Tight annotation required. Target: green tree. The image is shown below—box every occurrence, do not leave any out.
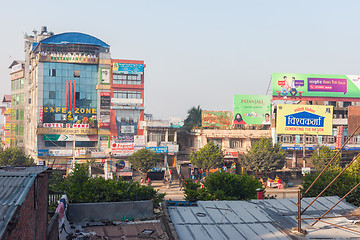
[183,106,202,131]
[128,148,157,174]
[183,171,263,201]
[62,164,165,208]
[190,141,223,173]
[301,159,360,206]
[0,147,34,166]
[239,138,286,173]
[310,146,340,171]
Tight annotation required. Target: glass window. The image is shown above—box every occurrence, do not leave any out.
[45,141,66,147]
[230,139,242,148]
[74,70,80,78]
[49,91,56,99]
[50,69,56,76]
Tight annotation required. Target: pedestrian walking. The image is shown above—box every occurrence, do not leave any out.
[147,178,151,186]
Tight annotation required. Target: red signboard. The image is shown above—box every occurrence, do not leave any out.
[100,92,111,97]
[336,126,343,149]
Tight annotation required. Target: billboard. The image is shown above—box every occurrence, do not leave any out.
[233,95,271,125]
[276,104,333,135]
[272,73,360,101]
[112,63,143,75]
[201,111,233,128]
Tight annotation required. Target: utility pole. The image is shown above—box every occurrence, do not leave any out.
[303,133,306,168]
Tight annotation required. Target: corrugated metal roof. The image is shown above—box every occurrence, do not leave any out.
[168,197,360,240]
[0,167,48,239]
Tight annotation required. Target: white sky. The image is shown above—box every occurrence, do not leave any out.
[1,0,360,119]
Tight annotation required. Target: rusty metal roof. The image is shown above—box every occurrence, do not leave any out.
[0,167,48,239]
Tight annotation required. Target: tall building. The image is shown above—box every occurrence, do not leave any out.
[8,61,25,148]
[16,27,145,175]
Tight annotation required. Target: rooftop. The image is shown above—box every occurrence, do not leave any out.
[38,32,109,48]
[0,166,49,239]
[167,196,360,239]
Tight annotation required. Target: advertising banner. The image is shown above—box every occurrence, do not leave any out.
[111,142,134,157]
[146,146,168,153]
[113,63,143,75]
[336,126,343,149]
[201,111,233,128]
[272,73,360,101]
[276,104,333,135]
[233,95,271,125]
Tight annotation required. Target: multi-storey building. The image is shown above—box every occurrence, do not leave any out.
[13,27,147,175]
[23,28,111,169]
[1,95,11,148]
[8,61,25,148]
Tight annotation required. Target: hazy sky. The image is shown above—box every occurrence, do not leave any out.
[1,0,360,120]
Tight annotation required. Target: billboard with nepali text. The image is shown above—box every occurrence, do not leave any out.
[272,73,360,101]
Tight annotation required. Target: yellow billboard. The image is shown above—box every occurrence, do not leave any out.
[276,104,333,135]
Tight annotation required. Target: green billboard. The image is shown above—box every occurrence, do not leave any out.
[233,95,271,125]
[272,73,360,101]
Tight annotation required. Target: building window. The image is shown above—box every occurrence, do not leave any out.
[45,141,66,147]
[74,70,80,78]
[230,139,242,148]
[113,73,141,85]
[49,69,56,77]
[49,91,56,99]
[113,90,141,99]
[75,92,80,100]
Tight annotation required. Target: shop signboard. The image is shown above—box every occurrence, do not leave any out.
[273,73,360,101]
[113,63,144,75]
[111,142,134,157]
[91,152,108,158]
[99,136,109,151]
[121,126,135,134]
[146,146,168,153]
[201,111,233,128]
[38,128,97,135]
[336,126,343,149]
[100,92,111,109]
[160,143,179,153]
[276,104,333,135]
[38,149,50,157]
[134,135,145,147]
[43,123,63,128]
[39,52,99,64]
[233,95,271,125]
[49,149,73,157]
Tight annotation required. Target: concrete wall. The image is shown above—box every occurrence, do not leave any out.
[67,200,154,223]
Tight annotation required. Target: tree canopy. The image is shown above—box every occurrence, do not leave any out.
[183,105,202,131]
[302,159,360,206]
[183,171,263,201]
[310,146,340,171]
[0,147,34,166]
[239,138,286,173]
[128,148,157,173]
[189,141,223,171]
[55,164,165,208]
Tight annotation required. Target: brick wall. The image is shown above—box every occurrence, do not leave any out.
[6,173,49,240]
